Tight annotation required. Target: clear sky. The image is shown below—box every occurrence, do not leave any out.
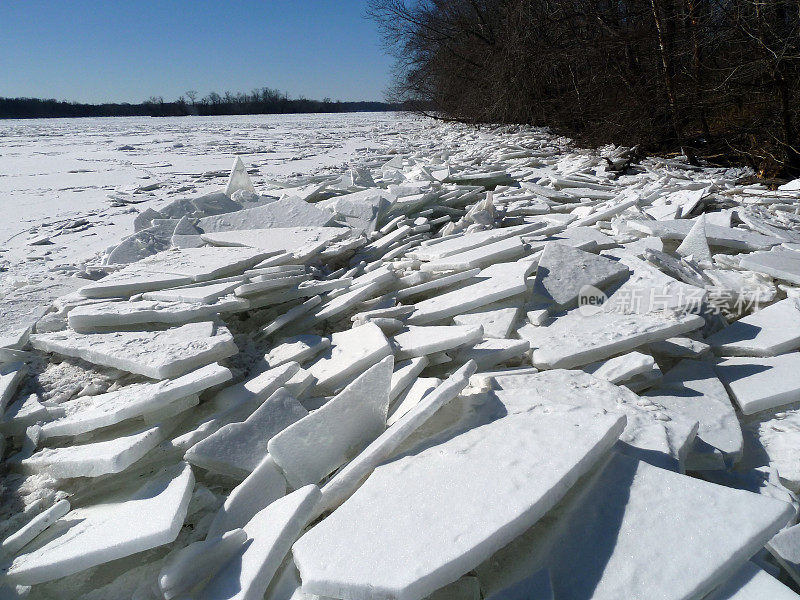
[0,0,394,103]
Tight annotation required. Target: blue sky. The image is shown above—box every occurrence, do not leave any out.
[0,0,394,103]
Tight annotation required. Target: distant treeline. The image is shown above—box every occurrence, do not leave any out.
[369,0,800,176]
[0,88,403,119]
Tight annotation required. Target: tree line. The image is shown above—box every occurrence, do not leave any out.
[368,0,800,175]
[0,88,403,119]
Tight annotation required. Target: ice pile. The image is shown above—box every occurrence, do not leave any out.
[3,124,800,599]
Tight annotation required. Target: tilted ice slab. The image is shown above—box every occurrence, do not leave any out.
[185,387,308,479]
[143,279,244,304]
[0,362,28,416]
[392,325,483,359]
[201,227,348,261]
[199,485,321,600]
[705,561,800,600]
[519,309,704,369]
[3,463,194,585]
[79,246,271,298]
[269,357,392,488]
[644,359,742,464]
[627,219,782,250]
[419,236,526,272]
[407,260,534,325]
[67,296,247,332]
[454,339,530,370]
[38,363,231,439]
[475,452,793,600]
[716,353,800,415]
[306,322,392,395]
[409,223,544,261]
[453,305,521,339]
[30,321,238,380]
[529,242,628,309]
[197,197,333,232]
[581,351,655,385]
[292,406,626,600]
[492,369,698,471]
[708,298,800,356]
[741,248,800,285]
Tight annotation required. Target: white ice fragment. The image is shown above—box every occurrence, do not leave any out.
[581,351,655,385]
[628,219,781,251]
[676,214,712,263]
[708,298,800,356]
[476,452,793,600]
[705,561,800,600]
[293,407,626,600]
[206,455,288,540]
[453,305,520,339]
[226,157,256,198]
[143,279,244,304]
[716,353,800,414]
[454,339,530,370]
[0,362,27,416]
[199,199,333,233]
[199,485,321,600]
[186,388,307,479]
[202,227,347,262]
[1,500,70,557]
[3,463,194,585]
[306,323,392,395]
[263,335,330,368]
[159,529,248,599]
[30,321,237,380]
[387,377,440,426]
[392,325,483,359]
[269,357,392,487]
[389,356,429,402]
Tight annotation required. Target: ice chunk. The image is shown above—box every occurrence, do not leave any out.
[387,377,440,426]
[676,214,712,263]
[581,351,655,385]
[159,529,248,599]
[199,485,321,600]
[392,325,483,359]
[644,359,742,464]
[1,500,70,557]
[705,561,800,600]
[716,353,800,414]
[708,298,800,356]
[389,356,429,402]
[3,463,194,585]
[262,335,330,368]
[226,157,256,197]
[30,321,238,379]
[475,452,793,600]
[186,388,308,479]
[39,363,231,439]
[530,242,629,309]
[202,227,347,261]
[198,198,333,232]
[453,305,520,339]
[143,279,244,304]
[316,361,478,516]
[628,219,781,250]
[269,357,392,487]
[0,362,27,416]
[420,237,526,272]
[454,339,530,370]
[519,310,704,369]
[292,407,626,600]
[740,249,800,285]
[306,323,392,395]
[206,455,287,540]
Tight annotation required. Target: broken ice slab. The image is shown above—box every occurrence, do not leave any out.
[644,359,742,465]
[454,339,530,370]
[529,242,629,309]
[387,377,440,427]
[389,356,429,402]
[648,336,710,358]
[293,406,626,600]
[225,157,256,197]
[392,325,483,359]
[260,335,330,369]
[269,357,392,488]
[306,322,392,395]
[0,362,27,416]
[67,297,248,332]
[715,353,800,414]
[38,363,231,440]
[197,197,334,232]
[199,485,321,600]
[315,361,477,517]
[409,223,545,262]
[201,227,349,262]
[708,298,800,356]
[206,455,287,540]
[492,369,697,471]
[476,452,793,600]
[185,387,308,479]
[1,499,71,558]
[142,278,245,304]
[79,247,272,298]
[30,321,238,380]
[627,219,782,251]
[453,304,521,339]
[407,260,535,325]
[419,236,526,272]
[519,309,704,369]
[580,351,655,385]
[3,463,194,585]
[20,422,171,479]
[705,561,800,600]
[675,213,712,263]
